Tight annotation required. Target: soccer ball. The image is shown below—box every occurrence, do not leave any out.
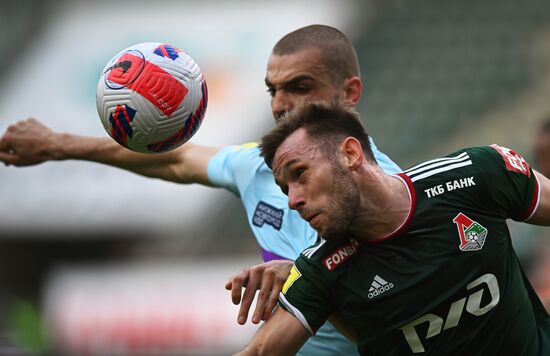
[96,42,207,153]
[466,231,479,243]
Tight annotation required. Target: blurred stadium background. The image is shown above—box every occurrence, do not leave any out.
[0,0,549,354]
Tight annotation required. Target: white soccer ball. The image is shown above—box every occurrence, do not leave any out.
[96,42,207,153]
[466,231,479,243]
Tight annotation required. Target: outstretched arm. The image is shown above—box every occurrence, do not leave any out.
[0,118,221,185]
[234,307,309,356]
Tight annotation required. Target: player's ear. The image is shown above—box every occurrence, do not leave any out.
[342,76,362,107]
[341,137,363,170]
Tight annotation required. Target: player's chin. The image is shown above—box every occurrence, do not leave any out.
[308,222,327,239]
[317,228,338,242]
[308,223,322,235]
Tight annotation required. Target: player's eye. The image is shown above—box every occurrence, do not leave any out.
[296,167,307,181]
[266,87,276,97]
[291,85,311,94]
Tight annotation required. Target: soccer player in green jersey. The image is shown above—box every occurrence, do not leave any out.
[236,103,550,355]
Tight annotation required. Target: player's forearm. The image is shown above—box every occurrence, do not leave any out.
[1,118,218,184]
[56,133,213,184]
[235,308,308,356]
[236,335,304,356]
[235,341,295,356]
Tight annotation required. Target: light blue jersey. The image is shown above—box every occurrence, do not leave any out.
[208,138,400,355]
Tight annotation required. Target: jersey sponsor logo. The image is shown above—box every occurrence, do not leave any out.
[453,213,488,251]
[252,201,283,230]
[282,265,302,294]
[424,176,476,198]
[490,144,530,177]
[323,240,358,271]
[399,273,500,353]
[368,275,394,299]
[405,152,472,182]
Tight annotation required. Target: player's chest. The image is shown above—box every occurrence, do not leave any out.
[330,208,510,326]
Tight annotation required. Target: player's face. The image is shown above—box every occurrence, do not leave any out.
[266,48,343,121]
[272,129,360,241]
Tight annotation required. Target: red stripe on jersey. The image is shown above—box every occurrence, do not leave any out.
[370,173,417,244]
[522,171,540,221]
[107,53,188,117]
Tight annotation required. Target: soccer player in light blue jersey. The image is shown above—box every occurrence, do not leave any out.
[0,25,400,355]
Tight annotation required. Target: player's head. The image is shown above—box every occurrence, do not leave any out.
[534,117,550,177]
[266,24,362,120]
[260,102,374,241]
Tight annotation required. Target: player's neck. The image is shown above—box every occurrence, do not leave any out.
[351,171,410,243]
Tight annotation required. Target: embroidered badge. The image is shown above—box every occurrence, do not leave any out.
[252,201,283,230]
[453,213,488,251]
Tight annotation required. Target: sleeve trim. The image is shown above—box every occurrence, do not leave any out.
[278,293,314,336]
[523,171,541,222]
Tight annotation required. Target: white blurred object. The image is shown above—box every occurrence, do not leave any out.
[43,258,261,355]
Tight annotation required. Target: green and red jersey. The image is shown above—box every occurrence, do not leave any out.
[279,145,550,355]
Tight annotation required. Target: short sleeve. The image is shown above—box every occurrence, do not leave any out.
[206,142,262,197]
[278,258,333,335]
[481,145,540,221]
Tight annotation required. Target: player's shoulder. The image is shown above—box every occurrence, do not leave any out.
[213,141,263,167]
[208,141,267,193]
[442,145,527,169]
[299,238,359,272]
[460,144,532,179]
[403,145,528,184]
[229,142,261,156]
[402,147,475,184]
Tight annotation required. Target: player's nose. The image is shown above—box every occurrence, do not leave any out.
[287,186,305,211]
[271,92,293,120]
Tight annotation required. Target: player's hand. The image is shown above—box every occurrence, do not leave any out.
[225,260,293,325]
[0,118,60,166]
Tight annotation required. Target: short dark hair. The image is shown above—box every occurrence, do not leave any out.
[272,24,360,84]
[260,102,374,169]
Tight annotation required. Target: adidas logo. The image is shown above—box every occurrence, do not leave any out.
[368,275,394,299]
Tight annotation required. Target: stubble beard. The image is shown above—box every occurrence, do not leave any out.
[320,163,360,242]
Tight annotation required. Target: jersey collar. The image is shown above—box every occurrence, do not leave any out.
[368,172,416,244]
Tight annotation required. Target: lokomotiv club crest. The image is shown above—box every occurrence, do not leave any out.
[453,213,488,251]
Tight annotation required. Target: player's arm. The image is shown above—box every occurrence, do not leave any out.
[0,118,220,185]
[234,307,310,356]
[525,170,550,225]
